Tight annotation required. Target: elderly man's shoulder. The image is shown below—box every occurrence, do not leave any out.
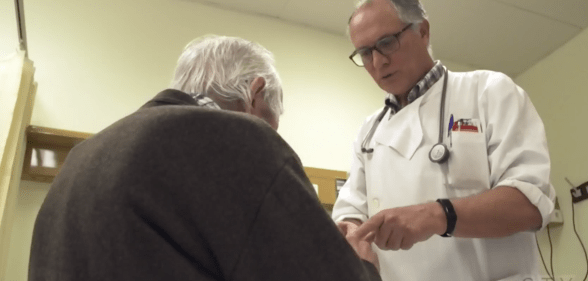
[139,104,273,132]
[80,103,286,160]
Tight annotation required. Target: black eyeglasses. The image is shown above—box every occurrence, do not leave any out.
[349,23,413,67]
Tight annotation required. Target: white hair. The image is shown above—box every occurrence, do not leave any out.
[349,0,434,57]
[170,35,284,116]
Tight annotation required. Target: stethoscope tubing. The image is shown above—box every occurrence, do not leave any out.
[361,67,450,164]
[429,67,450,163]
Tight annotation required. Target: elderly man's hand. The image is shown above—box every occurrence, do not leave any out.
[336,219,361,236]
[347,229,380,271]
[337,219,379,271]
[354,202,446,251]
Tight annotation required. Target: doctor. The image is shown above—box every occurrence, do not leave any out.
[332,0,556,280]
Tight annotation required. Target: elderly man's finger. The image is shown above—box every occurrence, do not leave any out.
[336,222,349,236]
[337,221,360,236]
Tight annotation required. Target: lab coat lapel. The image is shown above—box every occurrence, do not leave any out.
[373,100,423,160]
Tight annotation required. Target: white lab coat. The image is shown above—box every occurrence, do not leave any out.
[332,70,556,281]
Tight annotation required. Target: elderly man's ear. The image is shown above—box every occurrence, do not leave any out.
[248,77,279,130]
[250,77,266,106]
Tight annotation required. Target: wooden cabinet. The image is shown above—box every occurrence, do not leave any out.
[304,167,347,213]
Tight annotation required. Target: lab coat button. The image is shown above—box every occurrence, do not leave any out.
[372,199,380,208]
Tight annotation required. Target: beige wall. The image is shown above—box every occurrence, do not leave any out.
[1,0,475,172]
[515,27,588,280]
[0,0,19,58]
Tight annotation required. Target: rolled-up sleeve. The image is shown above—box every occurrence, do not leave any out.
[481,72,556,230]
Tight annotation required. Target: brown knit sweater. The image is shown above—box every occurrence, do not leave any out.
[29,89,380,281]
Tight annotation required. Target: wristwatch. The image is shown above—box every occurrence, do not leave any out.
[436,198,457,237]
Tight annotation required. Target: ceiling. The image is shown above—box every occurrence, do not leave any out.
[183,0,587,77]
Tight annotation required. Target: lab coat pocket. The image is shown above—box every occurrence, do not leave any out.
[447,131,490,192]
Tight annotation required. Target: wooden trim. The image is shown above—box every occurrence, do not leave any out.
[18,127,349,213]
[304,167,347,180]
[26,126,92,147]
[10,125,351,276]
[21,126,93,183]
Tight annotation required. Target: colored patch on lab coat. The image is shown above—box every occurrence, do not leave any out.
[451,118,479,133]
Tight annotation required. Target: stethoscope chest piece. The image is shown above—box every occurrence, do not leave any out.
[429,143,449,163]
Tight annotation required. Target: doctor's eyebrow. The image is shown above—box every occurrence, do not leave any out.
[354,29,410,51]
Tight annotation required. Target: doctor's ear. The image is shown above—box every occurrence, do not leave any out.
[418,20,430,39]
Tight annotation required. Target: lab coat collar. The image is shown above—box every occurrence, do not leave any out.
[373,97,423,160]
[373,74,446,159]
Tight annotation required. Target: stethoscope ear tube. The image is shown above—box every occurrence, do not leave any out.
[360,104,391,153]
[360,99,400,154]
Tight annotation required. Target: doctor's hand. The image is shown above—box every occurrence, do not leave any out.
[354,202,447,251]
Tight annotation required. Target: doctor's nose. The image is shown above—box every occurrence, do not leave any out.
[371,49,391,69]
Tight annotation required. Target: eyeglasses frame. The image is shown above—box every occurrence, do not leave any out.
[348,23,414,67]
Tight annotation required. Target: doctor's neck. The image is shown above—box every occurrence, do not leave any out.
[397,95,409,108]
[393,60,437,108]
[387,93,409,108]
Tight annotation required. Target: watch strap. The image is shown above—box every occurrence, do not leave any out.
[436,198,457,237]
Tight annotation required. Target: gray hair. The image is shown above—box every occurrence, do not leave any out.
[170,35,284,116]
[349,0,433,57]
[351,0,427,26]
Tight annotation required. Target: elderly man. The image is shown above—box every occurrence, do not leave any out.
[333,1,556,280]
[29,35,380,281]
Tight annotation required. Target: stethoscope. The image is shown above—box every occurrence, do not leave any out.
[361,67,451,164]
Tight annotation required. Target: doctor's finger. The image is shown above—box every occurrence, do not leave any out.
[385,228,404,251]
[400,237,415,250]
[353,215,384,241]
[374,220,394,249]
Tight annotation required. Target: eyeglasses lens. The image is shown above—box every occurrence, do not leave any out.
[352,36,399,67]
